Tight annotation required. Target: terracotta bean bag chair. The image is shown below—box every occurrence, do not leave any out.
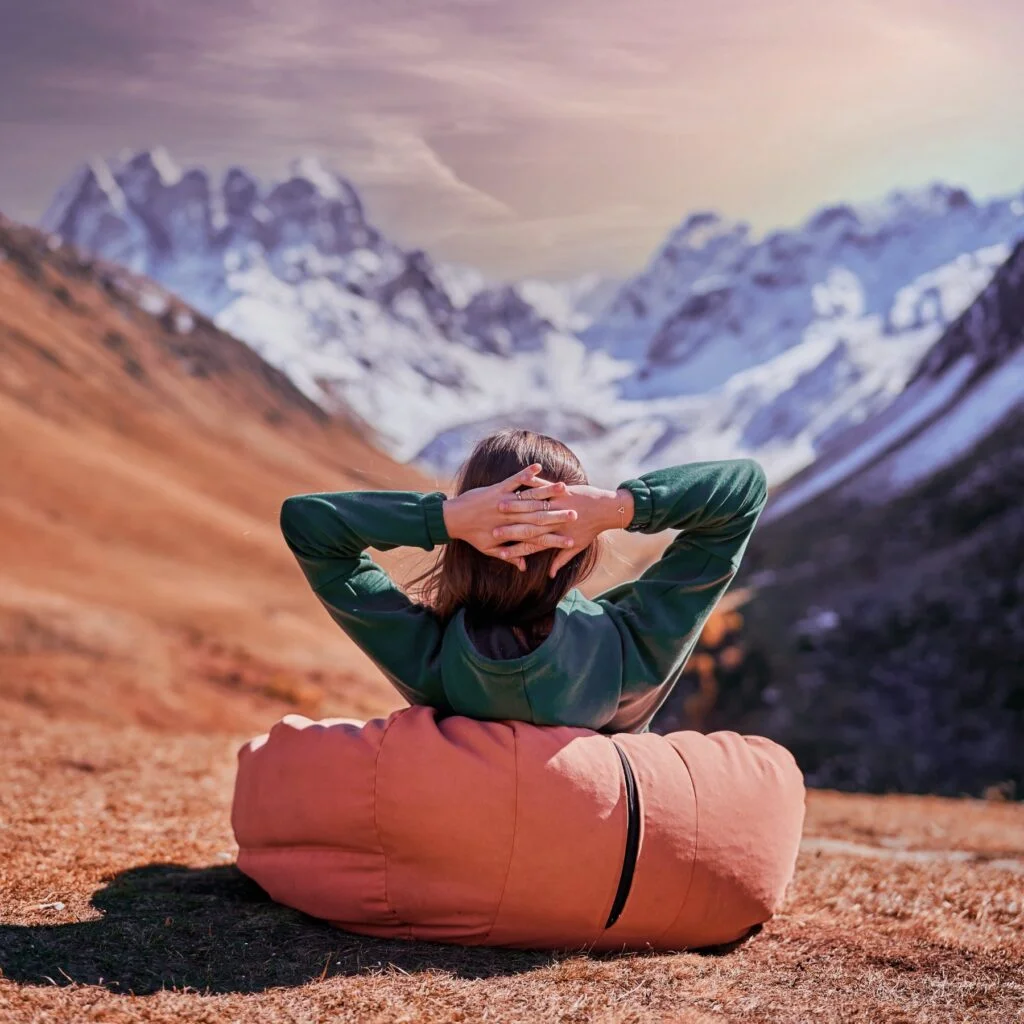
[231,707,805,951]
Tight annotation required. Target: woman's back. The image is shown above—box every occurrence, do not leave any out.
[280,440,767,734]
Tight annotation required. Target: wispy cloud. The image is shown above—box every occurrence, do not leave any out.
[1,0,1021,275]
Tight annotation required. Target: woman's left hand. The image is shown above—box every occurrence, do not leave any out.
[442,465,578,571]
[498,482,633,577]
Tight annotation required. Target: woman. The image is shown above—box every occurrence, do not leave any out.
[280,429,767,733]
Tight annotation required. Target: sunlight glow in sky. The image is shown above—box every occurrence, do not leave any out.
[1,0,1022,276]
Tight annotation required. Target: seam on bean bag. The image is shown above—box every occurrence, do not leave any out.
[371,713,408,935]
[591,744,635,947]
[653,741,700,947]
[484,725,519,942]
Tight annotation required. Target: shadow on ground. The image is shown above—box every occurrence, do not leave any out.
[0,864,757,995]
[0,864,561,994]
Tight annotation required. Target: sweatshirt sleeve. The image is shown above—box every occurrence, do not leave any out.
[279,490,451,708]
[597,459,767,730]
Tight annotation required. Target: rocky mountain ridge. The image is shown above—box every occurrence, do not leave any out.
[41,149,1024,483]
[688,247,1024,795]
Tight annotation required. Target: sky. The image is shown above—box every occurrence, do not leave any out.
[1,0,1022,278]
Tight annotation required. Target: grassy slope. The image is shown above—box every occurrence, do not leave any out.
[0,219,449,732]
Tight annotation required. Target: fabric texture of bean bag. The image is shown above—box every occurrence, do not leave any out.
[232,707,805,951]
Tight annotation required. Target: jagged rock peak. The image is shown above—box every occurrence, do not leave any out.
[910,239,1024,384]
[121,146,184,186]
[663,210,749,250]
[45,148,367,223]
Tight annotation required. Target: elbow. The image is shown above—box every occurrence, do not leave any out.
[740,459,768,508]
[740,457,767,486]
[280,494,314,544]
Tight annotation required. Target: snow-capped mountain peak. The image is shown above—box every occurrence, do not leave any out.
[41,148,626,461]
[40,148,1024,487]
[287,156,354,203]
[664,210,749,252]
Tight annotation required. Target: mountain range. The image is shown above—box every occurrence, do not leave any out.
[9,146,1024,794]
[41,148,1024,485]
[700,240,1024,794]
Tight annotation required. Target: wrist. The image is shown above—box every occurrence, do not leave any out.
[611,487,635,531]
[441,495,462,541]
[595,488,633,532]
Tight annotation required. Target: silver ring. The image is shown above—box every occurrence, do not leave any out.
[543,498,551,510]
[515,490,523,500]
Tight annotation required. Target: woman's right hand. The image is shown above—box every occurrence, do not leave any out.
[497,482,635,577]
[442,464,579,571]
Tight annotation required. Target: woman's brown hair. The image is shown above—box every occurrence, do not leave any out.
[415,429,601,649]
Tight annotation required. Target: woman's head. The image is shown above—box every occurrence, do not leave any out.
[418,429,600,631]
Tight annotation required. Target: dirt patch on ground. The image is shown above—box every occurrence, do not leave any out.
[1,713,1021,1024]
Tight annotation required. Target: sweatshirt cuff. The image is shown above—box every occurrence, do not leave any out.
[619,478,653,532]
[422,491,451,548]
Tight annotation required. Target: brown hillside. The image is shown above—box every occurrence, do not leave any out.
[0,218,658,734]
[0,217,442,732]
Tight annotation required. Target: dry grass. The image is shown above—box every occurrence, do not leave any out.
[1,712,1021,1024]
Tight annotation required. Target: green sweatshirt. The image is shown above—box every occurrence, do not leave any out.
[280,459,767,734]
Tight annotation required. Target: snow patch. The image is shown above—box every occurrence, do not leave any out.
[765,358,976,521]
[87,159,128,215]
[137,289,170,316]
[290,156,344,200]
[150,146,183,187]
[173,310,195,334]
[882,348,1024,490]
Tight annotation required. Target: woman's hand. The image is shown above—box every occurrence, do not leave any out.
[498,483,635,577]
[442,464,579,571]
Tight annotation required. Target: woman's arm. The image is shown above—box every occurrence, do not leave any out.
[280,489,450,707]
[524,459,767,729]
[280,469,578,707]
[600,459,768,723]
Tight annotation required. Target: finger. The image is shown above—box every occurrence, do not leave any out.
[492,522,549,541]
[498,499,551,514]
[497,483,568,511]
[534,533,575,549]
[549,547,580,577]
[493,511,576,537]
[496,532,575,552]
[518,474,558,490]
[499,464,543,493]
[527,509,577,526]
[495,544,552,561]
